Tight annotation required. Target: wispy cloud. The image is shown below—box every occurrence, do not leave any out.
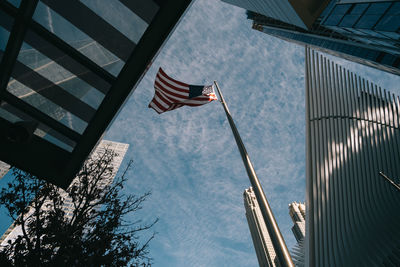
[106,1,305,265]
[105,0,400,266]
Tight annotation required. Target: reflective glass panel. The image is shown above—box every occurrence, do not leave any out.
[339,4,369,27]
[6,79,88,134]
[7,0,21,8]
[0,101,76,151]
[80,0,148,44]
[356,3,391,29]
[33,1,124,74]
[323,4,352,26]
[17,41,105,109]
[375,3,400,32]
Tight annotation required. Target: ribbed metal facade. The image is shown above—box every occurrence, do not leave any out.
[305,47,400,266]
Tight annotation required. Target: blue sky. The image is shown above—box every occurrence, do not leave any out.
[1,0,400,266]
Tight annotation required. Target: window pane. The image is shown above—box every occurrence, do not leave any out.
[351,4,369,15]
[0,101,76,151]
[387,3,400,16]
[24,29,111,94]
[365,3,391,15]
[7,0,21,8]
[6,80,87,134]
[339,4,369,27]
[80,0,148,44]
[339,15,360,27]
[323,4,352,26]
[356,14,382,29]
[375,14,400,32]
[17,42,105,109]
[356,3,391,29]
[33,1,124,74]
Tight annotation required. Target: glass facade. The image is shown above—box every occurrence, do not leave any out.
[247,0,400,76]
[322,1,400,55]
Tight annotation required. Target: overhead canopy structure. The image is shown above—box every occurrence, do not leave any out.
[0,0,192,188]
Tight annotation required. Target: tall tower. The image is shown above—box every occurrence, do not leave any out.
[288,202,305,243]
[305,47,400,266]
[222,0,400,76]
[0,139,129,246]
[288,202,305,267]
[243,187,278,267]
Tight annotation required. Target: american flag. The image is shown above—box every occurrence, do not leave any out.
[148,68,218,114]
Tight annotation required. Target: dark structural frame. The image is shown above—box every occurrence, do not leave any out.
[0,0,192,188]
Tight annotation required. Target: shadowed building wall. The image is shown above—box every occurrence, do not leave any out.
[305,47,400,266]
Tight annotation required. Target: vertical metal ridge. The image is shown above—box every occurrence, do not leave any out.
[332,62,346,264]
[304,47,314,267]
[306,48,400,266]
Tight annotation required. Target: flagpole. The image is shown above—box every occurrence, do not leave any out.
[213,81,294,267]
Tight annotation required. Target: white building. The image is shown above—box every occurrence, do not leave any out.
[0,140,129,247]
[288,202,305,267]
[243,187,278,267]
[288,202,305,243]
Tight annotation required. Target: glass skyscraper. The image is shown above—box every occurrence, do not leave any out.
[222,0,400,76]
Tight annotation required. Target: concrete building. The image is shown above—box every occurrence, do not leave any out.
[305,47,400,266]
[0,140,129,247]
[244,187,278,267]
[222,0,400,76]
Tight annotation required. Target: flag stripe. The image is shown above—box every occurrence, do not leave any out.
[157,73,189,93]
[155,84,214,104]
[158,68,188,88]
[155,78,188,97]
[149,101,164,114]
[149,67,217,114]
[155,81,187,100]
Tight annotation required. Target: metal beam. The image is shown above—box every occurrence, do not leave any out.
[0,116,71,187]
[0,0,39,100]
[119,0,159,24]
[1,103,76,148]
[0,0,116,91]
[63,0,193,185]
[41,0,136,61]
[9,57,96,122]
[2,92,81,142]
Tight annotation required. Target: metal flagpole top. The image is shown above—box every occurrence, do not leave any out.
[213,81,294,267]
